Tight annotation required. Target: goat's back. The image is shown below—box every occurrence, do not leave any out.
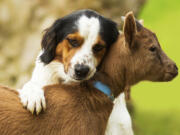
[0,84,113,135]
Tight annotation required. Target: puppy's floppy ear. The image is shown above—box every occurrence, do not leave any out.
[40,17,75,64]
[40,26,57,64]
[123,11,137,47]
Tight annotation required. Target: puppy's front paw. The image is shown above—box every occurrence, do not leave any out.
[18,82,46,115]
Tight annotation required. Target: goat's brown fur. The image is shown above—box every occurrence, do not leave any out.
[0,12,178,135]
[0,84,113,135]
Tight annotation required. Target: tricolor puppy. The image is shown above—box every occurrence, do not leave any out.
[19,9,119,114]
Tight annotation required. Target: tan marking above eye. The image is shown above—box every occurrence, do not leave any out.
[96,36,106,46]
[92,35,106,53]
[93,35,107,64]
[66,32,84,48]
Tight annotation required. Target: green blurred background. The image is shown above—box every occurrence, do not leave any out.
[0,0,179,134]
[132,0,180,134]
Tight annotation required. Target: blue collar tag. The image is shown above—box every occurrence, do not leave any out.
[93,81,114,101]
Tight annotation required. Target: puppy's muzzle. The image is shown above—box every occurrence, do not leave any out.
[74,64,90,80]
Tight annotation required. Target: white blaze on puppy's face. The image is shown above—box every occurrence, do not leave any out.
[68,16,101,81]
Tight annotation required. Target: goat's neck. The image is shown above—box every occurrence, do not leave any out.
[98,35,134,97]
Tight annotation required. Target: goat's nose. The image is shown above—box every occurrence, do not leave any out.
[173,64,178,76]
[168,63,178,77]
[174,64,178,71]
[74,64,90,79]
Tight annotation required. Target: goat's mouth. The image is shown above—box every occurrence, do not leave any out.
[163,72,178,81]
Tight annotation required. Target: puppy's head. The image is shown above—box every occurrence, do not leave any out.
[40,9,119,82]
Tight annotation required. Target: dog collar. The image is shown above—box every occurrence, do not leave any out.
[93,81,114,101]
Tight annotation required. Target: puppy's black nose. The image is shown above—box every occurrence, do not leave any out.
[74,64,89,79]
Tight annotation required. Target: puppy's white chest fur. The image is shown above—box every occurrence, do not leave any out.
[105,93,134,135]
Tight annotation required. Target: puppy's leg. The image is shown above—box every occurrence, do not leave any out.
[18,52,59,114]
[105,93,134,135]
[18,81,45,114]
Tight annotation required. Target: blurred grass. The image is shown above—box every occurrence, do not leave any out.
[131,0,180,134]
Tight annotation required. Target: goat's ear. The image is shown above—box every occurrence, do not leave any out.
[123,12,137,46]
[139,19,144,25]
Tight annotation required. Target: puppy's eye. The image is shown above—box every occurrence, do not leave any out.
[67,38,80,47]
[93,44,105,53]
[149,46,156,52]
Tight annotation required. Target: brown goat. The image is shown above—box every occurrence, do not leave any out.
[0,12,178,135]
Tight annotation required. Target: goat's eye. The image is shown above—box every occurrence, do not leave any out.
[149,46,156,52]
[93,44,104,53]
[67,38,79,47]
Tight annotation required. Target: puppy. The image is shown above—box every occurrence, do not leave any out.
[18,9,119,114]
